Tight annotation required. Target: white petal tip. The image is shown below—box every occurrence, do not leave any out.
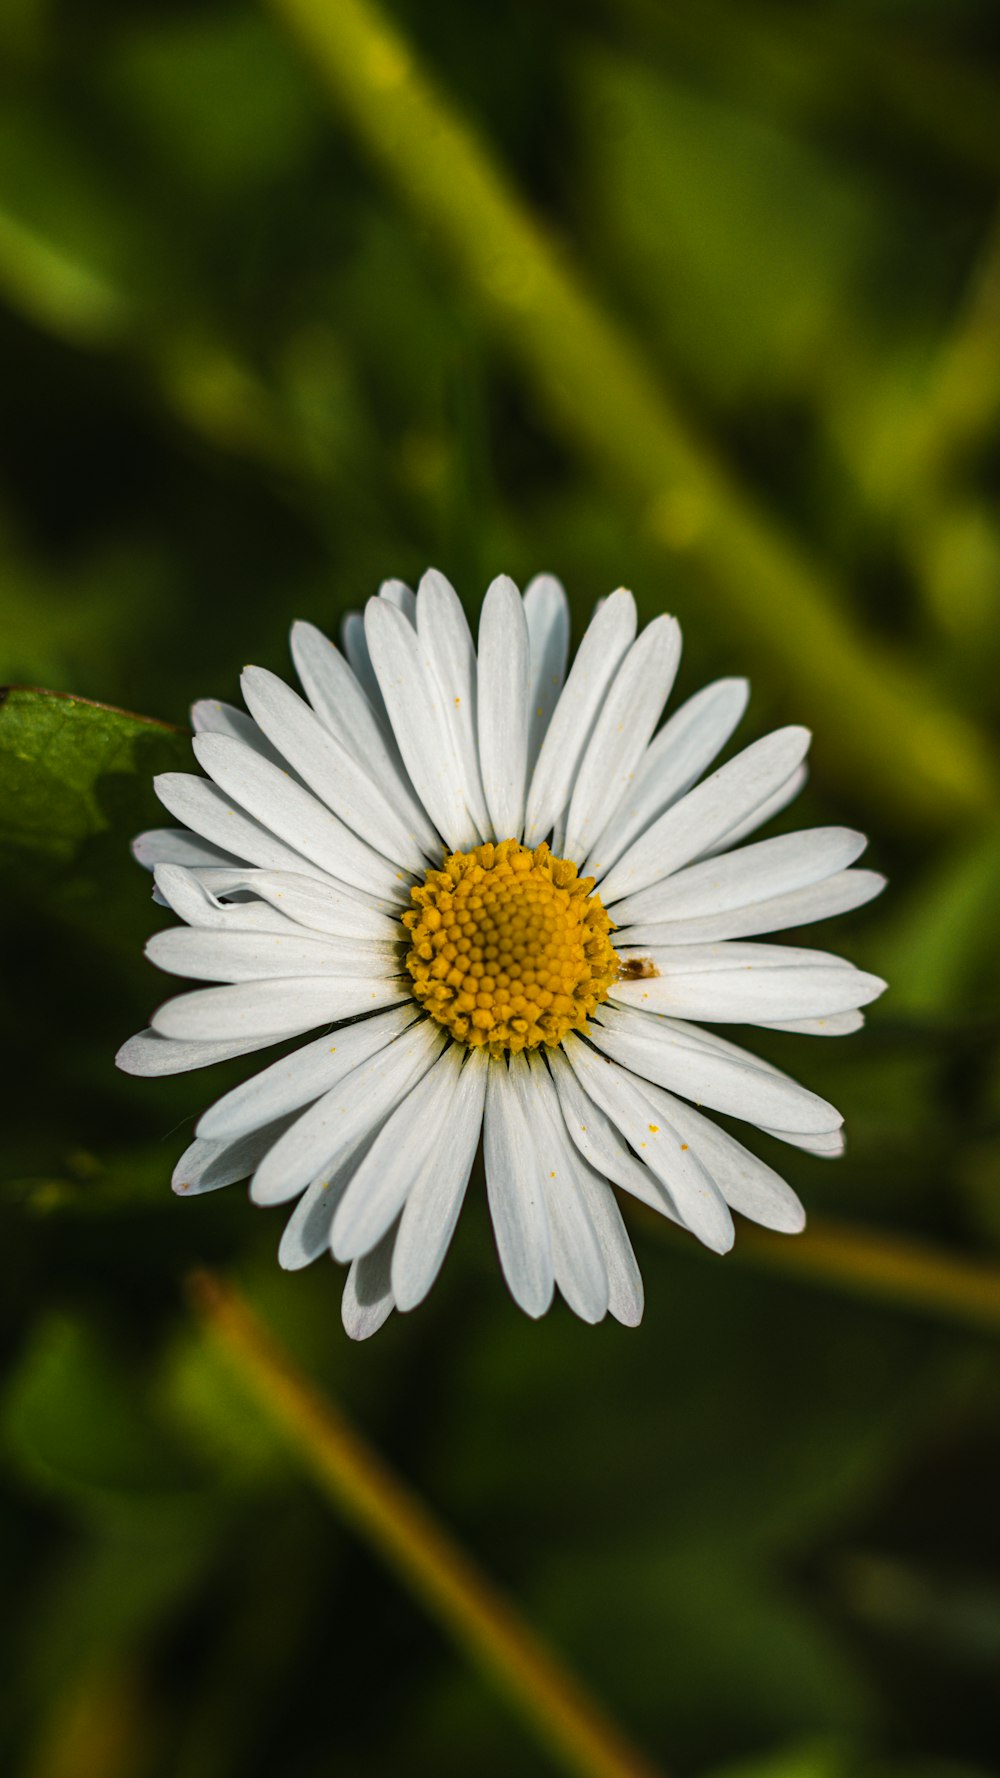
[702,1224,736,1256]
[391,1280,429,1315]
[485,572,520,599]
[341,1295,396,1341]
[114,1037,145,1075]
[151,861,183,893]
[511,1287,554,1320]
[753,1201,808,1236]
[277,1244,313,1273]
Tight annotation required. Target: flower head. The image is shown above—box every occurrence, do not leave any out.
[118,571,886,1337]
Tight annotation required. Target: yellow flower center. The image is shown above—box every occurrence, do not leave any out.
[403,839,619,1054]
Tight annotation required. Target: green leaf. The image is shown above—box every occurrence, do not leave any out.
[105,13,324,199]
[876,829,1000,1015]
[3,1316,204,1519]
[0,686,187,938]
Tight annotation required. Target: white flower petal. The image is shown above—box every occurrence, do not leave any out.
[132,827,243,873]
[617,869,887,946]
[523,574,569,775]
[153,865,302,934]
[115,1028,277,1077]
[483,1056,554,1317]
[146,925,398,984]
[416,569,491,839]
[571,1165,644,1326]
[583,678,749,877]
[240,666,426,872]
[184,867,401,937]
[760,1010,866,1036]
[198,1004,418,1141]
[153,975,407,1044]
[522,1055,610,1323]
[589,1003,842,1135]
[331,1044,467,1261]
[279,1165,354,1271]
[633,1083,806,1233]
[192,734,409,903]
[615,939,861,973]
[290,620,437,850]
[639,1014,850,1149]
[477,575,531,841]
[762,1124,845,1156]
[365,595,476,849]
[250,1019,444,1206]
[342,1224,398,1340]
[191,699,287,770]
[341,610,387,722]
[171,1114,298,1196]
[280,1117,398,1272]
[379,578,416,620]
[561,1035,735,1253]
[600,727,812,909]
[698,762,808,858]
[611,942,886,1023]
[563,615,681,864]
[523,589,637,847]
[546,1047,681,1222]
[617,827,868,924]
[153,773,331,883]
[391,1049,489,1311]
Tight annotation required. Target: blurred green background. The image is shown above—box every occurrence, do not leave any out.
[1,1,999,1775]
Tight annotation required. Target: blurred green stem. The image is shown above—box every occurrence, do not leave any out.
[896,212,1000,647]
[833,207,1000,647]
[188,1271,664,1778]
[652,1213,1000,1332]
[0,208,128,348]
[906,209,1000,490]
[27,1661,147,1778]
[264,0,999,834]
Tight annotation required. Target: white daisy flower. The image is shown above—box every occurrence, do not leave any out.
[118,571,886,1338]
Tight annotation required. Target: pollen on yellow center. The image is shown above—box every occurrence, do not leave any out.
[403,839,619,1054]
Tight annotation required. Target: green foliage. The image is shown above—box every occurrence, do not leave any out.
[0,687,186,937]
[105,14,324,199]
[1,2,999,1776]
[575,50,881,400]
[4,1314,202,1516]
